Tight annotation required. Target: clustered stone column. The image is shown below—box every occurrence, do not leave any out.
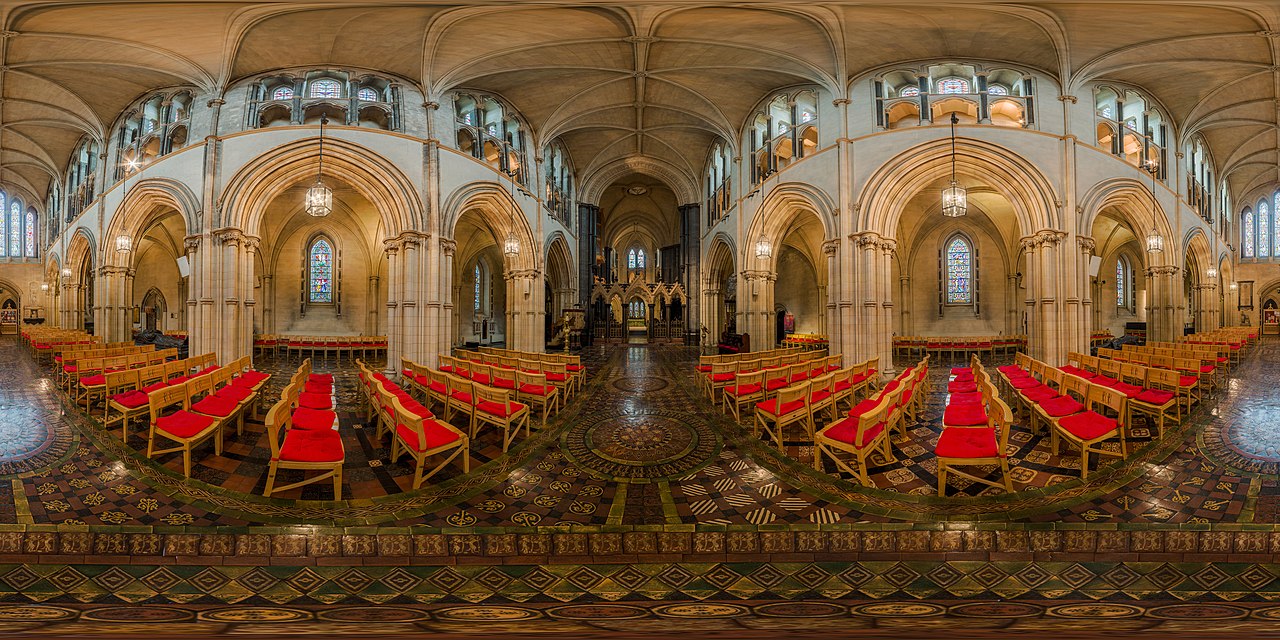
[503,268,543,352]
[1073,236,1096,352]
[822,239,839,347]
[185,233,215,358]
[740,269,776,350]
[1194,282,1218,333]
[98,264,134,342]
[842,231,896,374]
[1145,265,1181,343]
[1019,229,1068,366]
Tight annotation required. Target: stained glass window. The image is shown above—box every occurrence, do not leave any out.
[24,210,35,257]
[309,79,342,99]
[1099,105,1114,119]
[938,78,970,94]
[272,86,293,100]
[1243,209,1255,257]
[636,250,645,269]
[900,86,920,97]
[308,237,333,303]
[988,84,1009,95]
[1116,257,1128,307]
[473,264,481,312]
[627,249,637,269]
[1274,192,1280,256]
[358,87,378,101]
[800,111,813,123]
[946,236,972,304]
[0,192,5,257]
[1259,201,1270,258]
[8,201,20,257]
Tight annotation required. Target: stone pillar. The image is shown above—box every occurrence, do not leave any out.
[185,234,215,359]
[702,286,722,346]
[98,265,132,342]
[741,269,776,351]
[240,235,259,357]
[210,228,254,363]
[847,232,895,370]
[1145,265,1180,343]
[1195,283,1218,333]
[397,231,429,366]
[1076,236,1096,350]
[1020,230,1068,365]
[260,274,274,334]
[366,275,380,335]
[897,274,911,336]
[505,268,543,352]
[577,203,599,345]
[874,237,897,371]
[679,202,701,344]
[439,238,456,360]
[383,238,402,373]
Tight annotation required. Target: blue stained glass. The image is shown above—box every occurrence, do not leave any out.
[1274,193,1280,256]
[473,264,481,312]
[946,237,972,304]
[627,250,636,269]
[900,86,920,97]
[938,78,969,94]
[309,238,333,303]
[24,211,35,257]
[1116,258,1126,307]
[1244,209,1255,257]
[0,193,5,257]
[8,202,20,257]
[309,79,341,99]
[272,86,293,100]
[988,85,1009,95]
[636,250,645,268]
[1260,202,1270,258]
[358,87,378,101]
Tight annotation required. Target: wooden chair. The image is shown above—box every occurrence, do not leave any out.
[473,385,531,451]
[146,383,221,478]
[706,361,738,400]
[444,374,476,424]
[807,372,838,435]
[722,370,765,423]
[1052,384,1127,479]
[516,369,559,425]
[814,390,895,486]
[1130,366,1180,437]
[389,394,469,489]
[263,397,345,500]
[104,369,145,438]
[754,381,810,452]
[937,396,1015,496]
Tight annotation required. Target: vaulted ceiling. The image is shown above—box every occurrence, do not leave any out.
[2,2,1280,207]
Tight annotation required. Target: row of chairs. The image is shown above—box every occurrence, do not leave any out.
[696,347,811,374]
[359,361,470,489]
[1000,352,1172,479]
[811,358,932,485]
[933,357,1016,495]
[252,335,389,363]
[703,353,847,401]
[141,357,272,478]
[781,334,828,350]
[751,357,891,454]
[1071,350,1207,410]
[402,360,542,446]
[445,351,582,403]
[100,353,224,432]
[720,355,876,422]
[261,362,347,498]
[23,331,99,362]
[63,346,181,400]
[1102,345,1224,394]
[893,335,1027,360]
[472,347,586,388]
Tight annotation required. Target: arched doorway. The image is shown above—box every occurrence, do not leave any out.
[141,288,167,332]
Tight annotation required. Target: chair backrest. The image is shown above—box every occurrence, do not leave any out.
[1149,354,1174,370]
[1098,358,1122,380]
[79,357,105,374]
[516,368,549,389]
[865,357,880,374]
[1120,363,1147,388]
[992,396,1014,453]
[710,361,738,377]
[185,374,213,403]
[542,360,567,376]
[210,366,234,390]
[810,372,835,397]
[1146,366,1179,392]
[474,383,512,409]
[105,368,139,396]
[776,379,810,407]
[1174,357,1203,374]
[148,384,188,424]
[447,373,474,398]
[263,397,291,457]
[1041,366,1064,391]
[1086,384,1126,422]
[853,392,892,447]
[1061,373,1089,403]
[138,363,165,388]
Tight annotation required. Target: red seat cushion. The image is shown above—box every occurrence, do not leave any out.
[1111,382,1144,398]
[1135,389,1176,405]
[724,383,762,397]
[278,429,344,463]
[396,420,462,452]
[1038,395,1084,417]
[1008,377,1041,390]
[947,390,982,405]
[428,381,448,394]
[299,393,333,410]
[519,383,555,397]
[167,375,190,386]
[400,398,434,419]
[142,381,170,394]
[292,407,337,430]
[789,372,810,383]
[191,395,239,418]
[1179,375,1199,387]
[943,403,988,427]
[756,397,806,417]
[545,373,568,382]
[1091,375,1119,387]
[449,390,473,404]
[155,410,217,438]
[847,397,881,417]
[492,377,516,390]
[694,365,712,373]
[1058,410,1120,441]
[810,390,832,404]
[1021,385,1059,402]
[710,373,736,382]
[822,417,885,448]
[79,374,106,386]
[765,377,790,391]
[305,381,333,394]
[948,380,978,393]
[476,400,527,418]
[566,365,584,372]
[936,426,1000,458]
[63,365,77,373]
[216,384,254,403]
[833,379,852,393]
[110,390,150,409]
[951,367,972,376]
[997,365,1025,375]
[238,370,270,385]
[309,374,334,384]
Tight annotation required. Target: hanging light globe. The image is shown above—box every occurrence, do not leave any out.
[114,234,132,254]
[755,235,772,260]
[503,230,521,258]
[1230,281,1238,291]
[941,180,968,217]
[1145,226,1164,253]
[1206,265,1218,280]
[305,177,333,217]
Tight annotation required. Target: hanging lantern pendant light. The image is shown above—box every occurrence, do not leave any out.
[941,113,967,217]
[1144,159,1164,253]
[306,115,333,217]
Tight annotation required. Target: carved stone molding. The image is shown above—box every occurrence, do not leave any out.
[851,231,882,249]
[740,269,777,283]
[183,234,202,252]
[822,239,840,255]
[397,230,430,250]
[438,238,457,257]
[213,227,244,246]
[242,235,261,252]
[383,238,402,254]
[1057,95,1078,104]
[1020,229,1067,251]
[1146,265,1180,277]
[1076,236,1096,255]
[877,238,897,254]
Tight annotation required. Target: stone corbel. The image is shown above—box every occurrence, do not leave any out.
[822,239,840,255]
[438,238,457,257]
[242,235,261,253]
[183,234,202,253]
[1076,236,1096,255]
[383,238,403,255]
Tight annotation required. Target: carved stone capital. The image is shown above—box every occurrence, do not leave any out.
[831,98,851,106]
[851,231,882,249]
[183,234,203,253]
[822,239,840,255]
[740,269,777,283]
[1020,229,1067,251]
[877,238,897,254]
[206,98,225,108]
[1076,236,1096,255]
[396,230,430,249]
[505,268,540,280]
[1057,95,1078,104]
[423,101,439,110]
[1146,265,1180,277]
[439,238,457,257]
[213,227,244,246]
[242,235,261,252]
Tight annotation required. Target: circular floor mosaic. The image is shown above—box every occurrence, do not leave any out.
[563,410,720,479]
[611,376,669,393]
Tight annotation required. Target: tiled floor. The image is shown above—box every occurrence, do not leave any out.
[2,336,1276,527]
